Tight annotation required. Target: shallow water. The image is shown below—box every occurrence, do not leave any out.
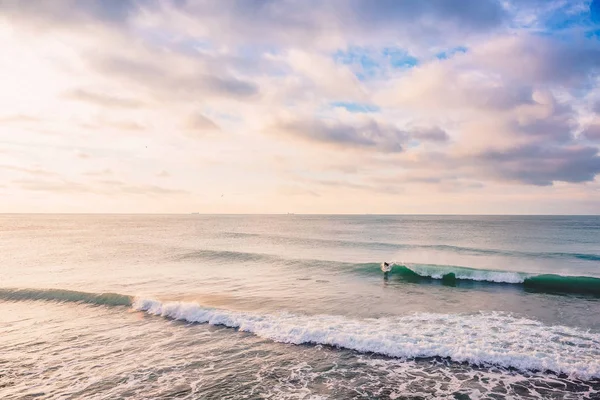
[1,214,599,399]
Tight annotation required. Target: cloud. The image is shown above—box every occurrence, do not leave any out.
[64,89,143,108]
[348,0,506,33]
[0,0,137,28]
[582,123,600,141]
[0,165,56,176]
[374,172,485,194]
[277,185,321,197]
[185,113,220,133]
[362,30,600,188]
[13,179,90,194]
[395,122,600,186]
[139,0,508,51]
[0,114,41,124]
[95,180,189,195]
[286,172,405,195]
[377,34,600,116]
[14,178,188,195]
[411,126,450,142]
[376,58,536,112]
[506,104,575,144]
[92,54,259,101]
[474,145,600,186]
[272,116,454,152]
[313,177,404,194]
[82,120,145,131]
[109,121,145,131]
[83,169,113,177]
[468,35,600,86]
[274,117,406,152]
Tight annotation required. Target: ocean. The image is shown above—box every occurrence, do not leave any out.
[1,214,599,399]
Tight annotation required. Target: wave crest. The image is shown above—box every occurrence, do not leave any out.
[133,298,600,380]
[1,288,599,379]
[376,263,600,295]
[400,263,526,283]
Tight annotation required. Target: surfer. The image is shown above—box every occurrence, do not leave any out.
[381,262,392,280]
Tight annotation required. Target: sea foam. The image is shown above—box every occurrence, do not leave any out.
[403,263,526,283]
[133,298,600,380]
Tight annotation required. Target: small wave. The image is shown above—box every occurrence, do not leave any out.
[0,288,133,306]
[177,249,282,263]
[568,253,600,262]
[218,232,600,262]
[134,298,600,380]
[425,245,600,263]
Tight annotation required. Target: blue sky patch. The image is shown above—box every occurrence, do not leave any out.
[436,46,468,60]
[382,47,419,68]
[543,2,598,32]
[585,28,600,39]
[333,46,419,81]
[331,102,381,113]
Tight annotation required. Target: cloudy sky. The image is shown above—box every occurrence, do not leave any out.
[1,0,600,214]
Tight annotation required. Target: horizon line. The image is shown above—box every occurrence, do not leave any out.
[1,213,599,217]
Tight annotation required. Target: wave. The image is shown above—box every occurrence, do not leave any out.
[174,247,600,296]
[376,263,600,295]
[0,288,133,306]
[524,274,600,295]
[2,287,599,379]
[391,263,527,284]
[219,231,600,262]
[177,249,282,263]
[133,299,600,379]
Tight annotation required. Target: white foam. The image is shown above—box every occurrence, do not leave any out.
[403,263,526,283]
[133,298,600,380]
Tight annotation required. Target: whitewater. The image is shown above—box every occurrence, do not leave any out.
[134,298,599,379]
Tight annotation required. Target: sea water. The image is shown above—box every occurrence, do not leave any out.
[1,214,599,399]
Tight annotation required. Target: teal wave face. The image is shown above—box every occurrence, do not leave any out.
[356,263,600,297]
[524,275,600,296]
[0,288,133,306]
[570,253,600,262]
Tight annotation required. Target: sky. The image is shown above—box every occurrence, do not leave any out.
[1,0,600,214]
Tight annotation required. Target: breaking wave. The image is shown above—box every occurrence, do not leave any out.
[1,287,599,379]
[133,298,600,379]
[172,247,600,296]
[364,263,600,296]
